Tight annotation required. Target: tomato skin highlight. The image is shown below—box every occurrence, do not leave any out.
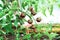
[36,17,41,22]
[20,12,26,18]
[28,20,33,24]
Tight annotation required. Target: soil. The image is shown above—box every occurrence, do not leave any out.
[40,35,49,40]
[3,34,15,40]
[3,35,59,40]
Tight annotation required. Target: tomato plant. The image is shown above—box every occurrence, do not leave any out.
[0,0,60,40]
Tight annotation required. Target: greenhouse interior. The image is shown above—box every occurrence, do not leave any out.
[0,0,60,40]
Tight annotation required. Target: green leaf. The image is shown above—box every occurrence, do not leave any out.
[0,11,5,18]
[3,22,13,33]
[0,30,6,34]
[34,33,42,38]
[34,4,38,12]
[49,5,53,15]
[8,10,13,16]
[32,1,35,4]
[1,16,7,28]
[58,4,60,8]
[0,36,4,40]
[19,19,24,25]
[23,34,31,39]
[41,0,45,4]
[12,0,18,6]
[41,7,46,16]
[14,19,18,27]
[6,15,11,23]
[12,0,18,10]
[22,1,28,9]
[15,33,20,40]
[49,33,58,39]
[0,4,3,7]
[43,31,49,36]
[3,8,9,14]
